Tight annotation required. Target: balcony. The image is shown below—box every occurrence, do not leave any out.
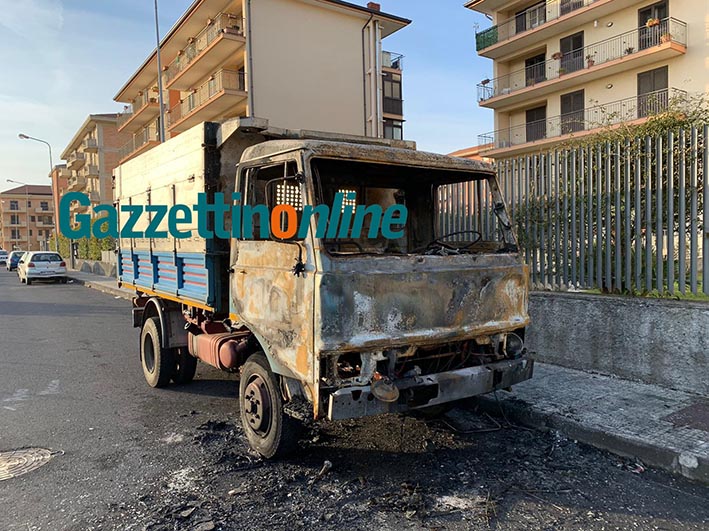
[6,220,26,227]
[478,18,687,110]
[475,0,643,59]
[85,164,99,178]
[478,88,682,156]
[117,89,162,132]
[67,151,86,170]
[83,138,98,152]
[88,191,101,203]
[167,69,247,133]
[119,122,160,164]
[67,175,87,192]
[36,219,54,228]
[382,51,404,71]
[35,206,53,214]
[163,13,246,91]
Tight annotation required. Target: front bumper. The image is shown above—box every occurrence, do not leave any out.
[326,357,534,421]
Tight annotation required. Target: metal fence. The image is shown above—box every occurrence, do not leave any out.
[441,126,708,296]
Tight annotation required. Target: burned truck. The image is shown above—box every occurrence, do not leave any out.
[115,118,532,458]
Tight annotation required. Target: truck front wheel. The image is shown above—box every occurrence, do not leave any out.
[140,317,175,388]
[239,353,301,458]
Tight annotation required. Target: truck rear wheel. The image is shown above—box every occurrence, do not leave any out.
[239,353,301,459]
[140,317,175,388]
[172,348,197,385]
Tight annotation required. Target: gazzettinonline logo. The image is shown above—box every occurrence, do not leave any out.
[59,192,408,240]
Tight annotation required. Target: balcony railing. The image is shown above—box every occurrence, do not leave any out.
[478,89,683,150]
[119,122,160,161]
[163,13,245,86]
[117,90,160,129]
[83,138,98,152]
[383,97,404,115]
[85,164,99,177]
[478,18,686,102]
[382,51,404,70]
[167,69,246,128]
[476,0,593,52]
[67,151,86,169]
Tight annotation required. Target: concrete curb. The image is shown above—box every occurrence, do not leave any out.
[474,393,709,485]
[68,275,133,301]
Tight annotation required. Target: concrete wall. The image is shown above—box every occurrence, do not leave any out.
[528,292,709,396]
[74,259,116,278]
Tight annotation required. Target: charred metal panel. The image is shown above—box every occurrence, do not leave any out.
[314,253,529,354]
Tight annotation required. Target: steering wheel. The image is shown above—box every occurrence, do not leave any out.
[424,230,483,252]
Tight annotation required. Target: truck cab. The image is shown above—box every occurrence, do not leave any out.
[121,121,532,458]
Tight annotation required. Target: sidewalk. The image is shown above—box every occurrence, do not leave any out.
[67,270,133,300]
[476,363,709,483]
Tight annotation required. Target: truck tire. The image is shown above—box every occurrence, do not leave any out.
[172,348,197,385]
[140,317,175,388]
[239,353,302,459]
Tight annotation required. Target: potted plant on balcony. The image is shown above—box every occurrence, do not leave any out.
[660,32,672,43]
[646,17,660,28]
[586,53,596,67]
[551,51,563,60]
[624,46,635,55]
[558,67,567,76]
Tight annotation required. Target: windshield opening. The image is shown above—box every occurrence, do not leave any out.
[311,158,516,256]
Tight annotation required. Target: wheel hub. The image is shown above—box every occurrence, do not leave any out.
[244,375,271,434]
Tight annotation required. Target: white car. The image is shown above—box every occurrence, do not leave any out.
[17,251,68,285]
[0,249,8,266]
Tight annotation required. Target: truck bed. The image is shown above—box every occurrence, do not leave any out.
[114,122,228,314]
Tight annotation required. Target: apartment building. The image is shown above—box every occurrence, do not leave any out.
[60,114,129,224]
[467,0,702,160]
[114,0,409,164]
[0,185,54,252]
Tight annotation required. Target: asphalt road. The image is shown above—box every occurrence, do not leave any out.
[1,269,709,531]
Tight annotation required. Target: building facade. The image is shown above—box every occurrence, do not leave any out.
[0,185,54,252]
[60,114,129,225]
[114,0,409,164]
[49,164,70,233]
[467,0,702,160]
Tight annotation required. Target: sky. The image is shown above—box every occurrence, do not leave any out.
[0,0,494,192]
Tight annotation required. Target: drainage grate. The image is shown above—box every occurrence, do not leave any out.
[0,448,59,481]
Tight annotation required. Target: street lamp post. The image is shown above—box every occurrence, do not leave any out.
[18,133,60,252]
[6,179,31,251]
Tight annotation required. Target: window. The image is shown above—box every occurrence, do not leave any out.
[10,215,19,225]
[383,72,403,115]
[30,216,35,222]
[515,1,546,34]
[560,31,584,74]
[242,161,302,240]
[637,66,669,117]
[560,0,585,16]
[29,230,33,236]
[27,200,31,207]
[40,201,49,211]
[638,2,669,50]
[10,201,18,210]
[526,106,547,142]
[11,229,20,239]
[38,230,43,237]
[525,53,546,86]
[561,90,585,134]
[384,119,404,140]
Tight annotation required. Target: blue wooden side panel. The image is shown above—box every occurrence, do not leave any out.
[118,250,217,309]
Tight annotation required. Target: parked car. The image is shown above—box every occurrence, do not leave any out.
[6,250,24,271]
[0,249,8,266]
[17,251,67,285]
